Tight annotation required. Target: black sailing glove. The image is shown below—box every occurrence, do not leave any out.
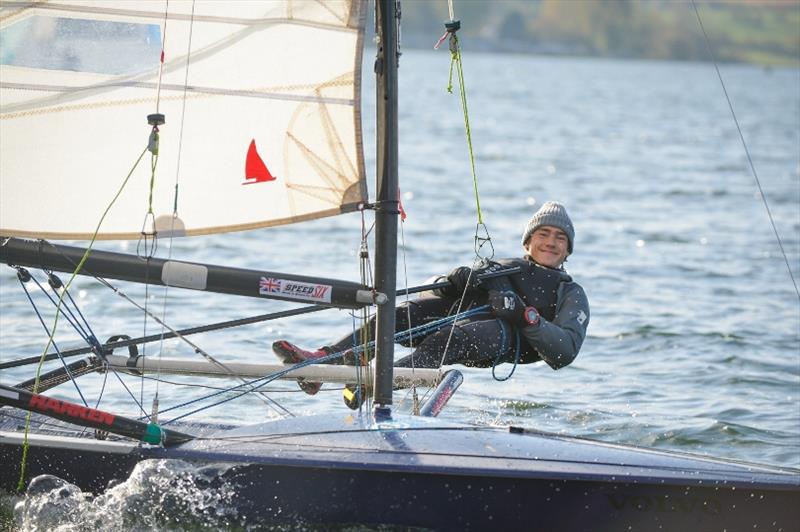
[488,290,527,326]
[436,266,478,298]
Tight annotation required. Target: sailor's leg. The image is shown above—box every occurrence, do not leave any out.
[270,340,328,395]
[326,296,456,362]
[394,318,513,369]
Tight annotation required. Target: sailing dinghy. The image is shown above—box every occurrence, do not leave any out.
[1,1,798,529]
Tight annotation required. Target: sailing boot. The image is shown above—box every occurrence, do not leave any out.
[272,340,331,395]
[335,347,370,408]
[335,347,369,408]
[343,383,367,410]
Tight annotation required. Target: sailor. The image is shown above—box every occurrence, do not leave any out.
[273,201,590,403]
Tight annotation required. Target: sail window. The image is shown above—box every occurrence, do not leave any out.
[0,16,161,75]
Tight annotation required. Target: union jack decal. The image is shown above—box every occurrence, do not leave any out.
[259,277,281,294]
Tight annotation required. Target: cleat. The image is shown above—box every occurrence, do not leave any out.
[272,340,328,395]
[343,383,367,410]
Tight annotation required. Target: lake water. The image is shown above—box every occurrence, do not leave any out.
[1,49,799,526]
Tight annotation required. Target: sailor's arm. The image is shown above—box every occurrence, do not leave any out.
[521,282,590,370]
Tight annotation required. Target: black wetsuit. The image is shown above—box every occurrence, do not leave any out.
[327,256,590,370]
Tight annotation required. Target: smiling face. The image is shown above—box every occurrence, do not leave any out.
[524,226,569,268]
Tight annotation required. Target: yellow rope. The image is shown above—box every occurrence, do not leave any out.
[16,145,150,492]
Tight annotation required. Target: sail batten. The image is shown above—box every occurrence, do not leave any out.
[1,81,356,117]
[0,0,367,240]
[2,2,363,30]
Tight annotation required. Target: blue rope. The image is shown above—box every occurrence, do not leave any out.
[161,358,319,423]
[491,320,521,382]
[159,305,493,423]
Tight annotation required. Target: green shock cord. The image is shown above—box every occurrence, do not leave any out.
[446,31,493,258]
[447,33,483,225]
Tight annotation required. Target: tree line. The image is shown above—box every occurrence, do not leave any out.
[400,0,799,66]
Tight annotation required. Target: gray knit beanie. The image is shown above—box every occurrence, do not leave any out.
[521,201,575,254]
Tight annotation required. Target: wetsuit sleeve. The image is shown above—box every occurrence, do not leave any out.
[521,282,589,370]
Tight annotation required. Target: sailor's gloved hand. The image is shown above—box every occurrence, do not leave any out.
[448,266,475,292]
[488,290,527,326]
[436,266,478,298]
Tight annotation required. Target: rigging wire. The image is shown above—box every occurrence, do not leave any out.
[14,272,89,407]
[155,0,170,115]
[396,194,426,413]
[691,0,799,300]
[135,0,172,425]
[0,302,332,370]
[436,263,478,370]
[96,278,294,418]
[133,0,173,421]
[16,270,151,418]
[342,209,376,412]
[152,0,198,424]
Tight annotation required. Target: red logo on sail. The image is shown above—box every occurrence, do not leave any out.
[243,139,276,185]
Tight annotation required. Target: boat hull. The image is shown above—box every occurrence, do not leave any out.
[215,463,799,530]
[2,411,798,531]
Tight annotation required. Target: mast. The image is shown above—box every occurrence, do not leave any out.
[373,0,399,408]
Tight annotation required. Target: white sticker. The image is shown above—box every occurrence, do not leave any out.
[0,388,19,401]
[259,277,332,303]
[162,261,208,290]
[577,310,587,325]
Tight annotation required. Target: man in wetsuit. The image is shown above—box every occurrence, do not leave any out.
[273,201,590,402]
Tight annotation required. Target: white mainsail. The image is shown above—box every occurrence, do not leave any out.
[0,0,367,240]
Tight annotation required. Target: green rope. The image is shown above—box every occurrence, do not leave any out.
[446,32,493,259]
[148,155,158,215]
[16,145,150,492]
[447,33,484,226]
[147,128,160,215]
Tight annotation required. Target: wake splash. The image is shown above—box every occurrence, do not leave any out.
[13,459,240,531]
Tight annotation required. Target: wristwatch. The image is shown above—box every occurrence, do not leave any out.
[523,306,540,327]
